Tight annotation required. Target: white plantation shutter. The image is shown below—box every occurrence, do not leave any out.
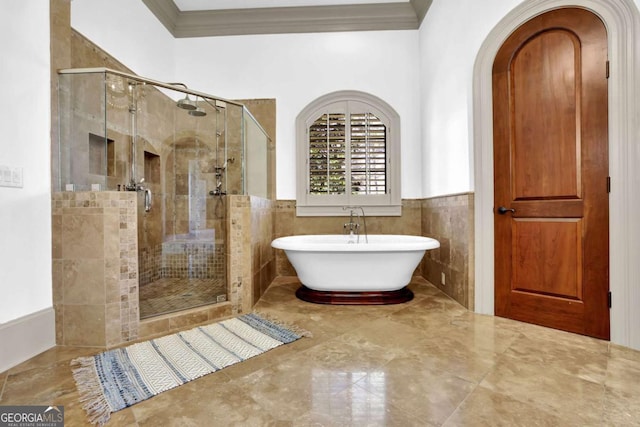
[308,113,347,194]
[350,112,386,195]
[297,91,400,216]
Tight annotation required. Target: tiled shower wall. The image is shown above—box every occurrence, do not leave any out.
[139,242,225,286]
[237,99,277,200]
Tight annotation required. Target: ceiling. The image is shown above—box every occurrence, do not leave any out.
[142,0,432,37]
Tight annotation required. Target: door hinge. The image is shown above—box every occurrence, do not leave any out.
[607,176,611,193]
[608,291,612,308]
[606,60,610,79]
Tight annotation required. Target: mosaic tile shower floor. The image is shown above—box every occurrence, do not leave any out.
[139,277,226,319]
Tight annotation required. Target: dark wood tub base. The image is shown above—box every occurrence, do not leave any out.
[295,285,414,305]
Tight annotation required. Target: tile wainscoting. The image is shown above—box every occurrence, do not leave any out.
[274,195,475,309]
[422,193,475,310]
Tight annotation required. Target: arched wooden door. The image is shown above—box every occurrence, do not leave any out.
[492,8,610,339]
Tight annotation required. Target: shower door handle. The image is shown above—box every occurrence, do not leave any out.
[144,189,152,212]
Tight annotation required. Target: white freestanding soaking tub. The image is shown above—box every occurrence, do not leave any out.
[271,234,440,304]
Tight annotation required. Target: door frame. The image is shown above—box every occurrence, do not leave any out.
[472,0,640,349]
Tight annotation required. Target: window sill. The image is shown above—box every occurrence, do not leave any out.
[296,204,402,217]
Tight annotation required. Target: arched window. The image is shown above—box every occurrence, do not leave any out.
[296,91,401,216]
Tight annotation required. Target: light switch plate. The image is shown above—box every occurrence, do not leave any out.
[0,165,23,188]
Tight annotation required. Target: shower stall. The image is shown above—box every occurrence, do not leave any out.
[56,68,270,320]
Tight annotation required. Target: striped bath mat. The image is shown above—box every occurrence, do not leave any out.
[71,313,309,426]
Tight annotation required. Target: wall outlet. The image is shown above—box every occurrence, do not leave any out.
[441,272,446,285]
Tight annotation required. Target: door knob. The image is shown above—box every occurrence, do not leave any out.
[497,206,516,215]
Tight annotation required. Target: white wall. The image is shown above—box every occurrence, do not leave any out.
[174,31,422,199]
[418,0,522,197]
[0,2,56,371]
[71,0,177,82]
[0,3,52,324]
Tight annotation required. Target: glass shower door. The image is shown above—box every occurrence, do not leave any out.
[130,82,228,319]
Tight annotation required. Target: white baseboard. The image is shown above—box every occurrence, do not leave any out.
[0,307,56,373]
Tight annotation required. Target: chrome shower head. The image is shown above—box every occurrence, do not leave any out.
[177,94,197,110]
[188,98,207,117]
[189,107,207,117]
[168,83,197,111]
[189,106,207,117]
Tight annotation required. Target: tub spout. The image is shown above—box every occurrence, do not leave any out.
[342,206,367,243]
[345,227,358,244]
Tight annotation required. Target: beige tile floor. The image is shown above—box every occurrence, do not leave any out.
[1,277,639,426]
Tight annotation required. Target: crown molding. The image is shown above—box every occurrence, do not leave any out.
[411,0,433,24]
[142,0,432,37]
[144,0,181,35]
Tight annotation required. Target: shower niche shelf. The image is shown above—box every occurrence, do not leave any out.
[88,133,115,177]
[144,151,160,184]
